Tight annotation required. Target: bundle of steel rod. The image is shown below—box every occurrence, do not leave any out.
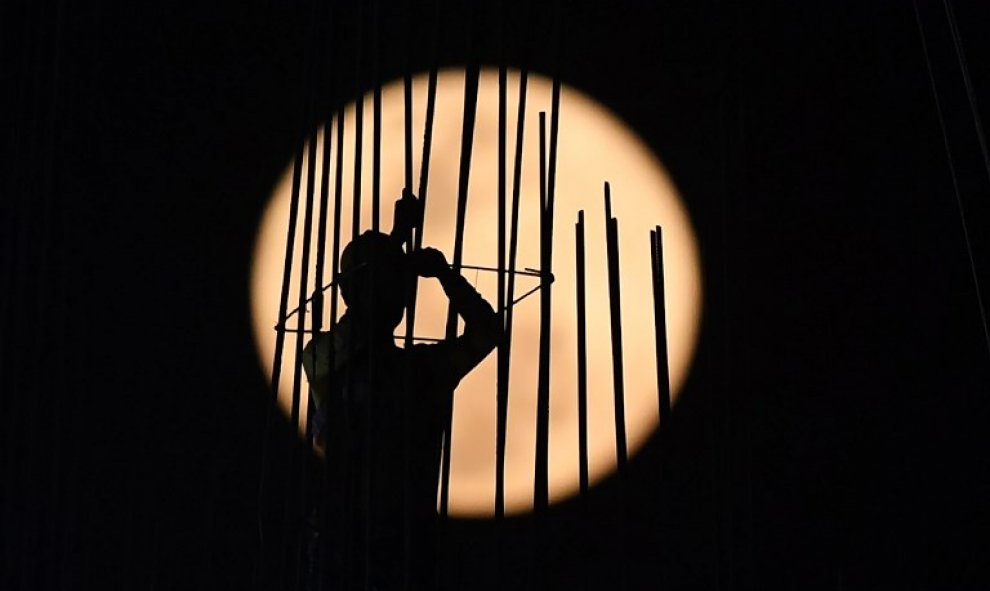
[259,10,675,591]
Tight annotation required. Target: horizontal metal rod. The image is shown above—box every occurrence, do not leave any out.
[273,275,554,332]
[275,278,549,335]
[280,264,552,322]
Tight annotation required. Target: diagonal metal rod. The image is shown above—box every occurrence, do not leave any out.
[439,63,481,518]
[498,68,529,518]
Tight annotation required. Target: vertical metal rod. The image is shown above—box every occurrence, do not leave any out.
[353,8,372,586]
[291,133,318,432]
[314,121,333,341]
[534,111,550,512]
[330,110,345,331]
[500,68,529,509]
[604,182,627,470]
[351,2,364,239]
[270,142,304,444]
[576,211,589,495]
[403,70,414,193]
[416,66,439,225]
[258,138,304,590]
[326,114,347,591]
[651,227,672,426]
[444,65,481,329]
[372,102,382,233]
[401,54,439,591]
[320,14,344,591]
[536,71,562,511]
[401,73,437,343]
[296,116,332,591]
[263,138,303,589]
[438,63,481,517]
[364,207,378,591]
[283,129,318,591]
[547,76,561,222]
[494,64,508,520]
[295,129,322,591]
[371,0,382,233]
[414,0,441,230]
[401,7,441,585]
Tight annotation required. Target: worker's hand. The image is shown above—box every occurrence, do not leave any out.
[408,247,449,278]
[391,188,422,245]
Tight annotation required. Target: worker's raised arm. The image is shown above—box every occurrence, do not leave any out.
[408,247,502,382]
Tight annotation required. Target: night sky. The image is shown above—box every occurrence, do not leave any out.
[4,1,990,589]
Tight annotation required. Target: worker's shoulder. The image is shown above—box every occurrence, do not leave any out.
[304,329,335,347]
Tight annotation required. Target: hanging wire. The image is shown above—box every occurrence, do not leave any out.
[911,0,990,358]
[941,0,990,187]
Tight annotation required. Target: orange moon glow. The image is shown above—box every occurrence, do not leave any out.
[251,68,702,517]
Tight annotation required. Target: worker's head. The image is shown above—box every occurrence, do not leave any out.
[338,231,409,334]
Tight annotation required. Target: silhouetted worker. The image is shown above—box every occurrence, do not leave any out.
[302,191,501,590]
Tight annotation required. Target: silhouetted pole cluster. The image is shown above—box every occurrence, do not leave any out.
[262,16,677,591]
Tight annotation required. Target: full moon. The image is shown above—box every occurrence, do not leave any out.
[251,68,702,517]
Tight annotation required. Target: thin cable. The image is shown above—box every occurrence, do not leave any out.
[942,0,990,186]
[912,0,990,358]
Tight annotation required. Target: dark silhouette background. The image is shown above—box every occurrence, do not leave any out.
[4,1,990,589]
